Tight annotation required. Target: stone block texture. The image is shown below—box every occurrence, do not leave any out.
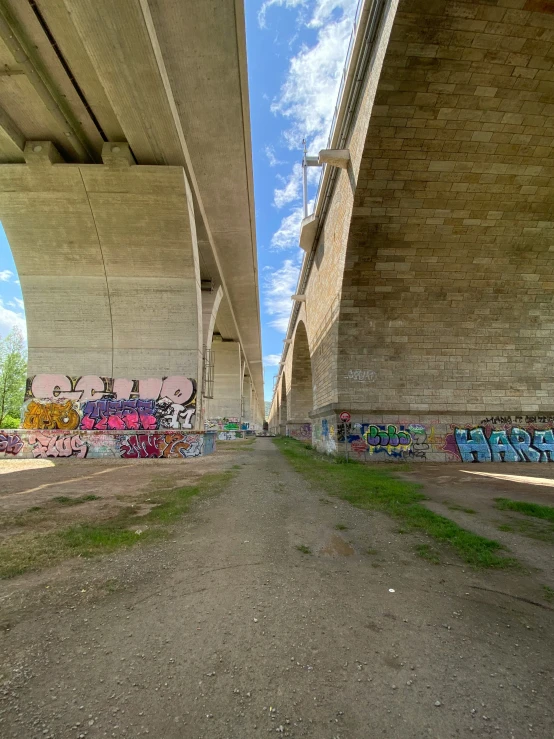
[270,0,554,457]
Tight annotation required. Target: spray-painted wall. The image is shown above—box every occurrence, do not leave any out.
[0,429,216,459]
[5,373,216,459]
[312,413,554,463]
[22,374,197,431]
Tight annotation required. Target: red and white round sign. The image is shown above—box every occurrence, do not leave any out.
[340,411,351,423]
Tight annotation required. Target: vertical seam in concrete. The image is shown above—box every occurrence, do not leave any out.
[77,167,114,377]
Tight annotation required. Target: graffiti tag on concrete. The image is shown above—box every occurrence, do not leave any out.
[23,375,197,431]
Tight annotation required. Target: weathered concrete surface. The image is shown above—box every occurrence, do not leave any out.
[206,339,243,421]
[0,163,202,381]
[0,440,552,737]
[270,0,554,458]
[0,0,264,418]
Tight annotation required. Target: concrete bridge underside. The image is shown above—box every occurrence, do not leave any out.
[0,0,264,438]
[271,0,554,463]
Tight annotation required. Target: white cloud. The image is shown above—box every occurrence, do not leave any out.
[271,2,357,154]
[258,0,307,28]
[0,269,13,282]
[265,145,285,167]
[274,162,302,209]
[271,204,304,249]
[0,297,26,339]
[264,1,358,249]
[13,297,24,310]
[263,256,302,333]
[263,354,282,367]
[271,197,315,250]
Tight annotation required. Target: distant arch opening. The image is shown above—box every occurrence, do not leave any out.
[287,321,313,442]
[279,373,287,435]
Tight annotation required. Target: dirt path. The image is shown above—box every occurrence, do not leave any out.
[1,439,553,738]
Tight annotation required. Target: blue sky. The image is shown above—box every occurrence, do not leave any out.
[246,0,358,399]
[0,0,358,402]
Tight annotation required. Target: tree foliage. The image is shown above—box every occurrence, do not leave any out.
[0,327,27,426]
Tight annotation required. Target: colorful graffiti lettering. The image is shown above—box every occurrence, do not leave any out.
[363,424,412,457]
[29,431,88,458]
[408,424,429,459]
[0,430,216,459]
[321,419,329,439]
[0,433,23,455]
[160,433,202,458]
[81,399,157,430]
[23,375,197,431]
[218,431,240,441]
[205,417,240,432]
[23,399,80,430]
[119,434,161,459]
[445,426,554,463]
[351,438,369,455]
[288,424,312,440]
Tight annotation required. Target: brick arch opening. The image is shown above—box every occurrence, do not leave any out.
[278,373,287,435]
[289,321,313,429]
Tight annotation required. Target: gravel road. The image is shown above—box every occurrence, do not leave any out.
[1,438,553,738]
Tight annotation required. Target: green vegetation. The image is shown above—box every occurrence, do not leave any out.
[0,471,234,579]
[0,327,26,427]
[495,498,554,544]
[542,585,554,603]
[274,437,518,569]
[415,543,441,564]
[494,498,554,522]
[52,494,100,506]
[443,501,476,515]
[334,523,348,531]
[296,544,312,555]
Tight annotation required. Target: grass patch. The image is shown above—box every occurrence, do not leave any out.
[334,523,348,531]
[273,437,518,569]
[0,471,234,579]
[443,501,476,515]
[366,547,378,555]
[494,498,554,522]
[542,585,554,603]
[51,494,101,506]
[497,518,554,545]
[296,544,312,555]
[415,544,441,564]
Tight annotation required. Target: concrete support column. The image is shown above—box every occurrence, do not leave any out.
[202,286,223,349]
[0,154,203,398]
[208,339,242,421]
[242,375,252,427]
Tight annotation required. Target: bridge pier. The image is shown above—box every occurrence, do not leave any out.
[0,145,219,457]
[204,338,244,438]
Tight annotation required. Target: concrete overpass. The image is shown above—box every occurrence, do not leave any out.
[269,0,554,463]
[0,0,264,453]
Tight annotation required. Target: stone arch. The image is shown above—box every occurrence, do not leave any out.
[278,373,287,435]
[336,0,554,416]
[287,321,313,440]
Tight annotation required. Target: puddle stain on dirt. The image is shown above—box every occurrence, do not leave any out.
[320,533,355,557]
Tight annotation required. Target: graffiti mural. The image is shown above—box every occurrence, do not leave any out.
[29,431,88,458]
[160,433,203,458]
[22,399,80,430]
[0,430,216,459]
[288,423,312,441]
[0,433,24,455]
[23,374,197,431]
[205,417,240,432]
[445,426,554,463]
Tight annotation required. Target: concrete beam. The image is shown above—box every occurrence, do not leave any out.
[0,162,203,386]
